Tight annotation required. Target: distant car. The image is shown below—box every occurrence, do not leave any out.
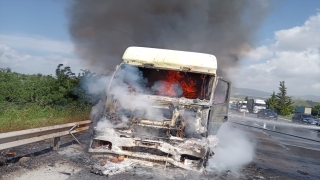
[238,107,249,113]
[292,114,319,125]
[231,105,238,110]
[257,109,278,120]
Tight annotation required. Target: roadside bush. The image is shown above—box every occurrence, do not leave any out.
[0,65,94,132]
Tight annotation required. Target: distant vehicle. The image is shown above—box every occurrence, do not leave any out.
[231,104,238,110]
[247,99,266,113]
[295,107,312,114]
[257,109,278,120]
[238,107,249,113]
[292,114,319,125]
[237,100,247,109]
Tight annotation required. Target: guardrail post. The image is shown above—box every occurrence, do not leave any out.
[0,120,91,151]
[53,137,61,151]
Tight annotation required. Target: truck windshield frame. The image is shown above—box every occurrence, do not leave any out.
[110,64,215,100]
[255,103,266,107]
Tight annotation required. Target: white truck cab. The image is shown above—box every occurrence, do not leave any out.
[247,99,266,113]
[89,47,231,172]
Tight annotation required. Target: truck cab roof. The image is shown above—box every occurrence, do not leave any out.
[122,46,217,75]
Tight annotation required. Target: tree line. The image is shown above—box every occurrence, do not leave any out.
[0,64,108,132]
[0,64,102,107]
[265,81,320,116]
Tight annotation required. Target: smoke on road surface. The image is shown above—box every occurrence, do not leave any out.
[207,122,256,173]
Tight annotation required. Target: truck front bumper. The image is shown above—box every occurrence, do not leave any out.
[88,128,210,172]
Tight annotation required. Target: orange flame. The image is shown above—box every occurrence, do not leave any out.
[181,80,197,98]
[158,71,197,99]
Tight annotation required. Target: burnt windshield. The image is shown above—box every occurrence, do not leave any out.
[111,64,214,100]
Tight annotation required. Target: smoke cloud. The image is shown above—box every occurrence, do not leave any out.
[68,0,269,76]
[207,122,256,173]
[68,1,262,169]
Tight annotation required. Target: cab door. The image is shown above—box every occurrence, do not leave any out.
[207,77,231,135]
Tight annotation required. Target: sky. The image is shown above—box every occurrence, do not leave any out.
[0,0,319,96]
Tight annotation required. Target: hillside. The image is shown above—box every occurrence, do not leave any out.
[292,100,320,107]
[231,87,272,98]
[294,95,320,102]
[231,87,320,103]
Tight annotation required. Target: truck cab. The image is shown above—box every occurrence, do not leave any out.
[247,99,266,113]
[89,47,231,171]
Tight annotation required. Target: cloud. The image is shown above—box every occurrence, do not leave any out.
[241,45,274,61]
[0,34,89,75]
[0,34,73,54]
[0,44,86,75]
[233,13,320,96]
[274,13,320,51]
[231,49,320,95]
[0,44,31,63]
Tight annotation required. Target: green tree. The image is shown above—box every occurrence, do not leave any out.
[244,96,248,101]
[266,91,277,111]
[312,104,320,117]
[54,64,81,105]
[276,81,293,115]
[0,65,84,106]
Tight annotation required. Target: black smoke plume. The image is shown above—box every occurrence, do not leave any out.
[68,0,269,75]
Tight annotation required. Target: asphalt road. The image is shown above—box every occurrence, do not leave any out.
[1,112,320,180]
[229,110,320,144]
[229,111,320,178]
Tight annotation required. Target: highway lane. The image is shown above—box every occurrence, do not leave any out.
[229,110,320,144]
[229,110,320,179]
[2,111,320,180]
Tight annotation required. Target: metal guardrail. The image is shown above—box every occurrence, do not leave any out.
[0,120,92,151]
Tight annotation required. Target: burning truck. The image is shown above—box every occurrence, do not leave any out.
[89,47,231,172]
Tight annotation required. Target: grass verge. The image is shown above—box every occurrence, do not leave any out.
[279,114,293,121]
[0,103,92,133]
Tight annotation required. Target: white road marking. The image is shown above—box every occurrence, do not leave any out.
[253,123,269,130]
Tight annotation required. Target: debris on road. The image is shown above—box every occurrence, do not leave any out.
[5,151,17,157]
[93,158,141,176]
[297,170,309,175]
[118,155,125,162]
[59,172,72,175]
[18,157,31,163]
[100,161,107,166]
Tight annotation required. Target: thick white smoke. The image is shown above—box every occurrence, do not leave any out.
[207,122,256,173]
[90,99,106,122]
[83,64,256,172]
[85,65,166,130]
[110,65,164,121]
[96,116,129,130]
